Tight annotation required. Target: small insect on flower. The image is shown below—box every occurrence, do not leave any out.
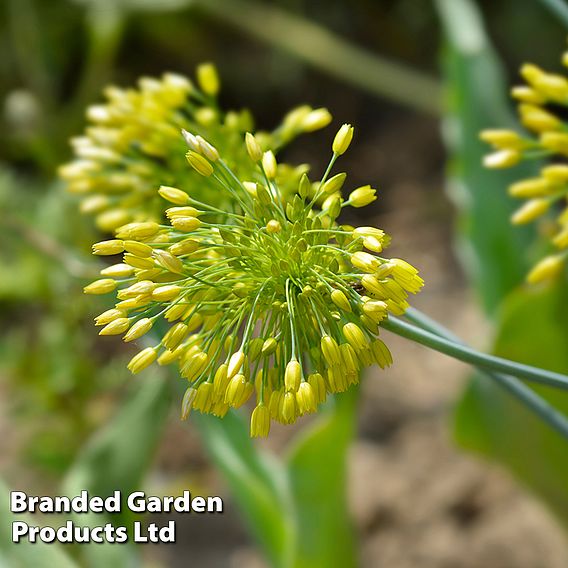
[480,48,568,282]
[86,124,423,437]
[60,65,332,232]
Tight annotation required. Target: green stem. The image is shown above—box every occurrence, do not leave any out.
[383,316,568,391]
[404,308,568,440]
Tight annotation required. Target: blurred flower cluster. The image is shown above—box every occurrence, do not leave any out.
[84,124,423,436]
[481,50,568,284]
[59,63,332,232]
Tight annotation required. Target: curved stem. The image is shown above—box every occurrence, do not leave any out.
[382,316,568,391]
[404,308,568,440]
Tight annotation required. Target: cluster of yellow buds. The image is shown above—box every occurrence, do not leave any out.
[481,49,568,283]
[85,124,423,437]
[59,63,332,232]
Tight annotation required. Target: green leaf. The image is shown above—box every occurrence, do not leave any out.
[0,478,79,568]
[62,376,171,567]
[435,0,537,313]
[285,388,359,568]
[193,411,293,567]
[454,282,568,525]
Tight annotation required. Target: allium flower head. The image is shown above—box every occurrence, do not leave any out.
[86,125,423,437]
[481,49,568,283]
[59,63,332,232]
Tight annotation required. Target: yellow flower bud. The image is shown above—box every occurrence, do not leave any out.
[228,350,245,379]
[163,322,189,350]
[168,238,199,256]
[117,280,155,299]
[95,308,126,326]
[553,228,568,249]
[245,132,263,162]
[127,347,157,374]
[165,303,187,322]
[261,338,278,357]
[519,103,561,132]
[266,219,281,234]
[362,300,388,322]
[321,335,341,367]
[124,241,153,257]
[171,216,201,232]
[193,382,214,412]
[225,374,252,407]
[248,338,264,362]
[152,285,182,301]
[511,85,546,104]
[158,185,190,205]
[331,289,351,312]
[285,359,302,391]
[527,254,565,284]
[186,151,214,176]
[116,222,160,240]
[300,107,332,132]
[100,263,134,278]
[181,387,197,420]
[182,351,208,382]
[124,253,155,269]
[308,373,326,405]
[320,172,346,195]
[332,123,354,155]
[371,339,393,368]
[154,249,184,274]
[250,404,270,437]
[479,129,525,150]
[212,364,230,398]
[84,278,117,295]
[542,164,568,182]
[508,178,554,198]
[195,135,220,162]
[511,198,550,224]
[483,149,521,169]
[351,251,379,273]
[349,185,377,208]
[92,240,125,255]
[196,62,220,96]
[280,391,298,424]
[296,382,316,415]
[343,323,367,352]
[262,151,277,179]
[123,318,153,342]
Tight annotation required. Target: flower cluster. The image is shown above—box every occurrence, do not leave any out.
[481,50,568,283]
[59,63,332,232]
[85,125,423,436]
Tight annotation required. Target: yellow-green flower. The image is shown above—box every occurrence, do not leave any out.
[480,50,568,283]
[87,126,423,436]
[60,64,331,232]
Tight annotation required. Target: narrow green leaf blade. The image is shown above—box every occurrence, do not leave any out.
[0,478,79,568]
[454,283,568,525]
[435,0,536,313]
[194,411,292,567]
[285,388,359,568]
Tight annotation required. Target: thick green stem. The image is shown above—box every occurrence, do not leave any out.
[404,308,568,441]
[383,316,568,391]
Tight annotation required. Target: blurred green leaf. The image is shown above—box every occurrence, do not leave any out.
[0,478,78,568]
[194,411,292,567]
[62,376,171,567]
[455,282,568,525]
[435,0,537,314]
[286,388,358,568]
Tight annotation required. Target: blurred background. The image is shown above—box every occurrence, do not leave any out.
[2,0,568,566]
